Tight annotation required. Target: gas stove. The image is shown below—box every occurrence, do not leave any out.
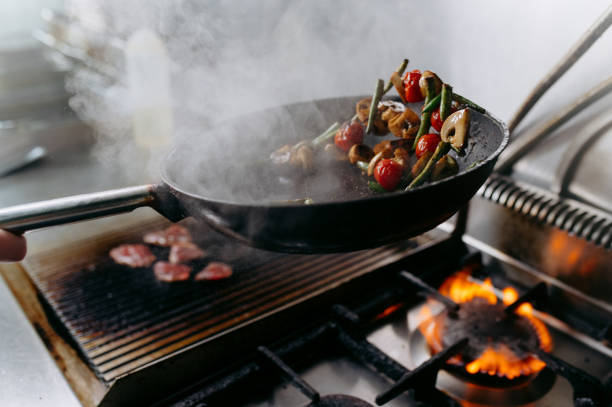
[2,197,610,407]
[157,235,611,407]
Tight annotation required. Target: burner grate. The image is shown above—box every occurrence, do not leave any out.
[165,255,610,407]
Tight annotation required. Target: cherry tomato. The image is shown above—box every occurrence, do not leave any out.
[334,122,364,151]
[430,107,457,132]
[402,70,424,103]
[415,133,441,159]
[374,159,403,191]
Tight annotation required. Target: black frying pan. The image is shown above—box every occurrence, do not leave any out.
[0,96,508,253]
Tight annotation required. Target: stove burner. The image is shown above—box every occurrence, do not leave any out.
[418,271,553,382]
[306,394,373,407]
[437,298,541,384]
[408,327,556,405]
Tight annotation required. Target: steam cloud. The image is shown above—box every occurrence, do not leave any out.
[64,0,420,192]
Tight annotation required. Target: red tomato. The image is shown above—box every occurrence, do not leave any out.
[415,133,441,159]
[374,159,403,191]
[402,70,424,103]
[430,107,457,132]
[334,122,364,151]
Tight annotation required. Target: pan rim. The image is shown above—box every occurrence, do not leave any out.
[160,97,509,209]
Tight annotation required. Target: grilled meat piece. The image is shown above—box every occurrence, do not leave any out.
[143,224,192,246]
[153,261,191,282]
[109,244,156,268]
[169,242,206,264]
[195,262,233,281]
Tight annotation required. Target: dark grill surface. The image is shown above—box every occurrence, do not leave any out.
[21,218,424,383]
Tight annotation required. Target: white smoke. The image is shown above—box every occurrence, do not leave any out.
[62,0,612,192]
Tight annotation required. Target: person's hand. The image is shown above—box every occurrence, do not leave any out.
[0,230,26,262]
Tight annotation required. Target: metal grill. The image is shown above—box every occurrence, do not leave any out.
[21,218,425,383]
[479,175,612,248]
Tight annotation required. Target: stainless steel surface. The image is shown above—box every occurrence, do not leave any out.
[0,144,47,177]
[0,274,81,407]
[243,357,413,407]
[0,184,154,233]
[445,189,612,305]
[476,174,612,249]
[551,111,612,202]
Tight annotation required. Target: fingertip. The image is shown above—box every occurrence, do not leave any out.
[0,230,27,262]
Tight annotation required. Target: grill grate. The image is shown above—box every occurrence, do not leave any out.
[21,218,424,383]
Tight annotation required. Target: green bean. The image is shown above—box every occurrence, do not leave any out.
[452,93,486,113]
[412,77,437,150]
[440,84,453,121]
[406,141,450,190]
[467,160,483,170]
[366,79,384,134]
[412,111,432,150]
[383,58,409,94]
[451,145,465,156]
[421,94,441,114]
[311,122,340,147]
[368,180,387,193]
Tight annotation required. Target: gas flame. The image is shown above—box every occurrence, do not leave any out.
[439,271,497,305]
[419,270,553,380]
[464,346,546,379]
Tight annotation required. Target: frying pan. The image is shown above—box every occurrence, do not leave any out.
[0,96,508,253]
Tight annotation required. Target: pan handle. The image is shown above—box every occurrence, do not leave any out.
[0,185,161,234]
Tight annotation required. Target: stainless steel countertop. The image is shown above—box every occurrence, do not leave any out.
[0,125,99,407]
[1,1,611,406]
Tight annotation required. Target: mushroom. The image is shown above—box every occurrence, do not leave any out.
[367,152,385,177]
[419,70,442,98]
[378,102,420,139]
[387,108,420,139]
[348,144,375,164]
[355,97,371,122]
[293,145,314,172]
[411,151,434,179]
[373,140,395,158]
[323,143,348,162]
[393,147,410,170]
[373,139,412,158]
[431,154,459,181]
[356,98,387,134]
[440,108,471,151]
[270,144,292,164]
[389,71,406,102]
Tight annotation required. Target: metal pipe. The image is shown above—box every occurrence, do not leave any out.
[496,75,612,174]
[507,4,612,134]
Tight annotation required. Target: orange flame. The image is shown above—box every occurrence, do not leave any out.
[419,271,553,380]
[503,287,553,353]
[439,271,497,305]
[464,346,546,379]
